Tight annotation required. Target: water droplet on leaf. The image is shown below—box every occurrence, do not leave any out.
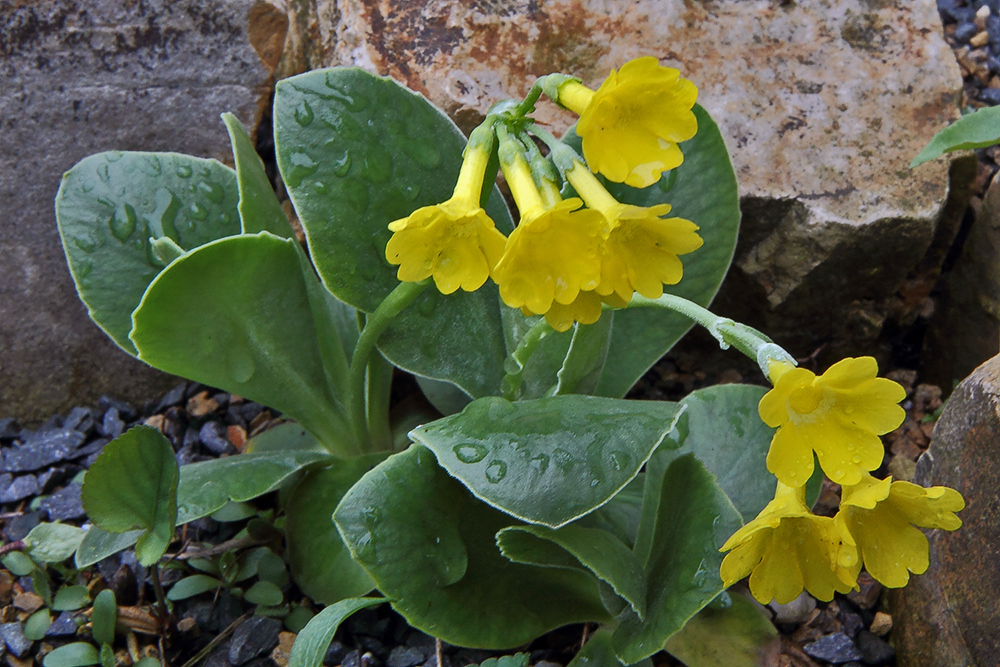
[109,204,137,242]
[176,165,193,178]
[198,181,225,204]
[284,151,319,188]
[294,100,314,126]
[453,443,488,464]
[227,348,256,383]
[485,460,507,484]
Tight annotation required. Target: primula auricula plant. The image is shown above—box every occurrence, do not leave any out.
[50,57,963,665]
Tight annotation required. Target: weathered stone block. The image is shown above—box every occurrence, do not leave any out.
[288,0,964,356]
[0,0,284,421]
[889,354,1000,666]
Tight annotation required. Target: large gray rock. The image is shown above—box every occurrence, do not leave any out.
[0,0,285,421]
[283,0,964,356]
[889,354,1000,666]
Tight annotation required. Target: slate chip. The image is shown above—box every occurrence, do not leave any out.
[388,646,425,667]
[62,407,94,434]
[2,511,41,541]
[325,640,349,666]
[0,418,20,440]
[856,630,895,665]
[0,622,33,658]
[0,474,38,504]
[40,483,86,521]
[100,407,125,439]
[199,421,235,455]
[804,632,863,663]
[156,383,188,412]
[98,395,137,421]
[3,429,86,472]
[229,616,282,665]
[45,612,81,637]
[955,20,979,42]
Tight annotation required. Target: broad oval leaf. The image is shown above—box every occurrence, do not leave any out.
[130,233,356,452]
[166,575,222,601]
[334,446,611,648]
[81,426,178,566]
[561,105,740,398]
[23,523,85,563]
[24,610,53,641]
[285,455,387,604]
[43,642,100,667]
[75,529,143,569]
[288,597,384,667]
[222,113,294,237]
[567,628,651,667]
[52,586,91,611]
[664,592,778,667]
[91,590,117,646]
[411,396,680,528]
[55,151,241,353]
[911,105,1000,167]
[274,67,514,398]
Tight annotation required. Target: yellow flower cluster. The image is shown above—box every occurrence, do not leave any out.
[721,356,965,603]
[384,58,702,331]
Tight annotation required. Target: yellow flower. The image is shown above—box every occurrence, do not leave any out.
[720,482,860,604]
[558,57,698,188]
[385,127,507,294]
[520,290,604,332]
[566,163,702,301]
[494,147,607,315]
[836,473,964,588]
[758,357,906,488]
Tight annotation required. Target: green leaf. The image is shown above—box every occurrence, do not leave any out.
[23,523,86,563]
[576,475,645,547]
[561,106,741,398]
[612,455,743,664]
[246,423,326,454]
[75,529,143,569]
[554,315,614,395]
[335,446,610,648]
[478,655,529,667]
[411,396,679,528]
[130,233,357,452]
[24,609,53,641]
[246,580,285,607]
[133,659,161,667]
[288,597,384,667]
[285,605,316,634]
[497,523,646,618]
[81,426,178,566]
[222,112,294,237]
[91,590,117,646]
[665,593,778,667]
[274,67,515,399]
[285,455,387,604]
[43,642,101,667]
[99,645,115,667]
[55,151,241,353]
[500,310,572,400]
[167,574,223,601]
[52,585,91,611]
[912,105,1000,167]
[1,551,36,576]
[567,628,651,667]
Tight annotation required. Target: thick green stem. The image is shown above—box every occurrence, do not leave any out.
[514,80,544,117]
[349,281,429,448]
[501,318,554,401]
[366,349,395,451]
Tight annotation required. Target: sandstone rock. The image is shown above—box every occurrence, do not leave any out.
[283,0,965,355]
[0,0,285,422]
[889,353,1000,667]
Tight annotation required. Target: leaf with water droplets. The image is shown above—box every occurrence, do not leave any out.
[411,395,680,528]
[274,67,514,400]
[223,112,293,236]
[56,152,241,354]
[335,446,610,648]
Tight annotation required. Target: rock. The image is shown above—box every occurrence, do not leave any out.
[61,407,94,434]
[803,633,863,663]
[890,353,1000,667]
[39,483,85,521]
[199,421,236,456]
[99,408,125,440]
[290,0,965,355]
[12,593,44,614]
[204,640,234,667]
[846,572,882,611]
[229,616,282,665]
[388,647,425,667]
[0,419,19,440]
[870,611,893,636]
[956,20,980,42]
[0,474,37,504]
[839,609,865,639]
[44,612,80,638]
[856,630,895,665]
[2,429,85,473]
[0,623,33,659]
[0,0,283,423]
[1,512,40,542]
[155,383,189,412]
[324,640,349,666]
[768,592,818,625]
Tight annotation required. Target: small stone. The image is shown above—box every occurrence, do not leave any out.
[97,396,137,422]
[982,87,1000,106]
[0,622,33,659]
[768,591,817,625]
[324,640,348,666]
[888,454,917,481]
[39,484,85,521]
[0,475,38,504]
[0,419,20,440]
[62,407,94,434]
[847,572,882,610]
[2,512,40,542]
[956,20,980,42]
[187,391,220,418]
[12,593,44,614]
[176,617,197,633]
[972,30,991,47]
[229,616,282,665]
[204,640,233,667]
[422,656,449,667]
[144,415,166,432]
[839,609,865,639]
[271,631,296,667]
[342,650,363,667]
[100,408,125,439]
[44,612,80,637]
[803,633,863,663]
[3,430,85,472]
[156,383,188,412]
[199,421,235,456]
[856,630,895,665]
[534,663,561,667]
[870,612,892,636]
[227,425,247,451]
[941,2,975,25]
[388,646,425,667]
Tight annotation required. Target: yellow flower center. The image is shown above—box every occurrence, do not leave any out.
[787,385,824,421]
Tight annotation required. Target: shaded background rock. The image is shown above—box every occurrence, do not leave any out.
[275,0,967,363]
[0,0,285,422]
[889,353,1000,666]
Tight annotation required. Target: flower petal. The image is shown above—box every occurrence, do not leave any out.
[766,423,816,488]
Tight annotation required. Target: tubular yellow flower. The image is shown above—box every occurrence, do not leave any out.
[836,472,964,588]
[558,57,699,188]
[758,357,906,488]
[567,163,702,301]
[385,126,507,294]
[493,147,607,315]
[521,290,604,332]
[720,482,860,604]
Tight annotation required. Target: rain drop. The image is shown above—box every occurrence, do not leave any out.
[176,165,193,178]
[485,460,507,484]
[453,443,488,464]
[362,144,393,184]
[76,259,93,278]
[284,150,319,188]
[608,451,632,472]
[140,155,163,177]
[333,151,352,177]
[105,151,123,162]
[529,454,549,475]
[294,100,314,126]
[227,348,256,383]
[97,163,111,183]
[109,204,137,242]
[323,73,369,111]
[313,181,329,194]
[73,233,97,253]
[189,202,208,221]
[402,139,442,170]
[198,180,225,204]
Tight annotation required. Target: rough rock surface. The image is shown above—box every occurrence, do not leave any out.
[890,353,1000,667]
[0,0,285,421]
[284,0,964,355]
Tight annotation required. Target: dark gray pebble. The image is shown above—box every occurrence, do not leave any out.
[344,651,378,667]
[229,616,282,665]
[422,655,449,667]
[98,395,137,421]
[324,640,349,666]
[981,87,1000,105]
[856,630,895,665]
[0,418,20,440]
[156,383,188,412]
[388,646,425,667]
[204,640,233,667]
[803,632,863,663]
[2,511,41,541]
[45,612,81,637]
[358,635,385,657]
[199,421,235,455]
[955,20,979,43]
[839,609,865,638]
[35,468,57,493]
[62,407,94,434]
[4,429,85,472]
[0,474,38,503]
[0,622,33,658]
[40,483,85,521]
[100,407,125,439]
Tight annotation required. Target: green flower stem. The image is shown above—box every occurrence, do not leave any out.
[349,281,429,448]
[513,80,544,117]
[526,123,581,178]
[366,349,395,451]
[627,294,796,375]
[501,318,554,401]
